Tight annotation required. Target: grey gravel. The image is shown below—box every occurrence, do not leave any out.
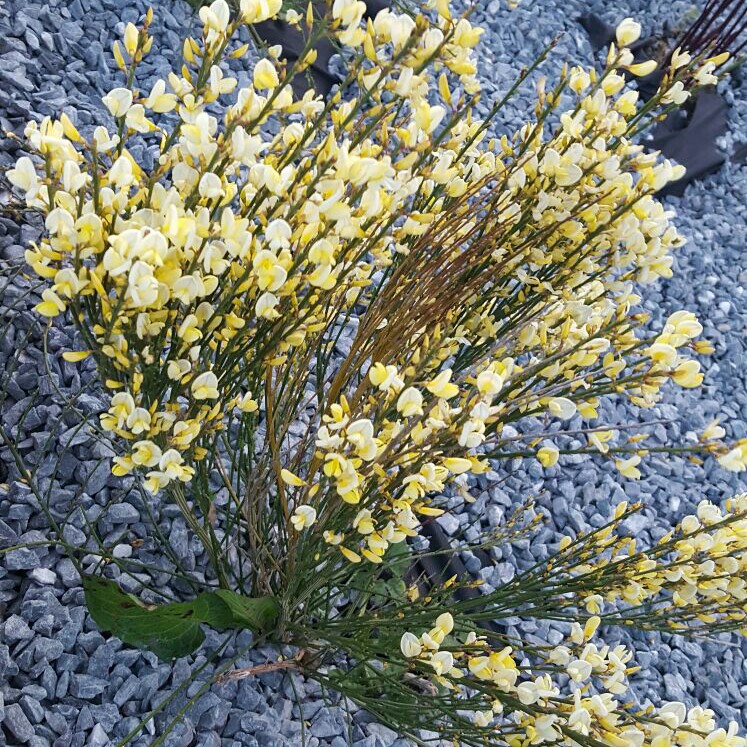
[1,0,746,743]
[28,568,57,586]
[4,614,34,642]
[4,702,36,743]
[106,503,140,524]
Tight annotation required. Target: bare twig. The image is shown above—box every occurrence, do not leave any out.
[216,650,306,683]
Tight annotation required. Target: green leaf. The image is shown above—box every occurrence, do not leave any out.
[82,576,279,660]
[213,589,280,633]
[386,543,412,578]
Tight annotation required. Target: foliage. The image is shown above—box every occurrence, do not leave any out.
[4,0,747,744]
[83,575,279,659]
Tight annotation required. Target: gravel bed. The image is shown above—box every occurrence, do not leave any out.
[1,0,746,745]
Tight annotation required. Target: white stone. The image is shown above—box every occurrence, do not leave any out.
[29,567,57,585]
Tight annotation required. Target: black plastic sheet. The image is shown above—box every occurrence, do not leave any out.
[578,12,732,194]
[653,90,728,196]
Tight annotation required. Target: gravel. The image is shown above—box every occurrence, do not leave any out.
[1,0,746,744]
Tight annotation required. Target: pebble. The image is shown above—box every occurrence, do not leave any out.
[5,547,40,570]
[106,503,140,524]
[4,614,34,642]
[29,568,58,585]
[87,723,110,747]
[4,702,36,743]
[68,674,108,700]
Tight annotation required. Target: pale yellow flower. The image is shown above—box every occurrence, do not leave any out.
[191,371,220,400]
[537,444,559,468]
[400,632,422,658]
[102,87,133,118]
[615,18,641,47]
[253,58,279,89]
[615,455,642,479]
[290,505,317,531]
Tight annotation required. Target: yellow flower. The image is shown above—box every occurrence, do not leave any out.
[346,420,378,461]
[173,420,201,448]
[7,156,38,193]
[589,430,615,454]
[413,101,446,135]
[615,455,642,479]
[239,0,282,23]
[167,360,191,381]
[339,546,362,563]
[443,457,472,475]
[191,371,220,400]
[547,397,576,420]
[131,440,162,467]
[662,81,689,106]
[123,22,139,56]
[434,613,454,636]
[353,509,375,535]
[280,468,306,487]
[290,504,317,531]
[647,342,677,366]
[672,359,703,388]
[112,455,134,476]
[717,442,747,472]
[429,651,454,676]
[159,449,192,481]
[666,310,703,341]
[426,369,459,399]
[615,18,641,47]
[542,147,583,187]
[400,632,422,658]
[626,60,657,77]
[255,292,280,319]
[144,80,177,113]
[126,407,151,435]
[144,471,170,495]
[253,250,287,292]
[62,351,92,362]
[198,172,224,200]
[265,219,292,250]
[126,262,159,307]
[369,363,404,393]
[253,58,279,89]
[323,530,343,546]
[701,419,725,441]
[397,387,424,418]
[178,314,202,344]
[537,444,559,468]
[199,0,230,35]
[237,393,259,413]
[670,47,692,69]
[124,104,153,133]
[102,87,133,118]
[35,289,66,318]
[476,370,504,397]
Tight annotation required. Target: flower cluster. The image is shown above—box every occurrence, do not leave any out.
[399,611,461,678]
[8,1,741,555]
[8,3,747,744]
[8,0,491,498]
[571,495,747,629]
[642,310,704,389]
[398,612,745,747]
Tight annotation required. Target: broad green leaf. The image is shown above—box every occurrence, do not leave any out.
[386,543,412,578]
[213,589,280,633]
[83,575,279,660]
